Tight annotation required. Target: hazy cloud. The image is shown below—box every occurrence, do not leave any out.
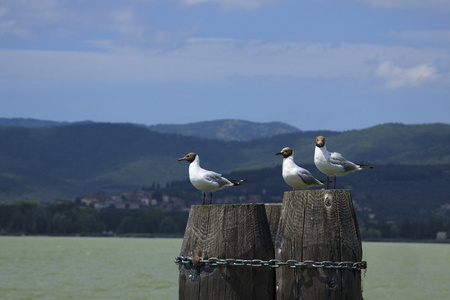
[0,1,146,39]
[389,30,450,44]
[0,0,84,38]
[0,1,199,51]
[1,1,449,89]
[182,0,450,11]
[1,39,448,92]
[1,0,449,130]
[375,61,438,89]
[359,0,450,10]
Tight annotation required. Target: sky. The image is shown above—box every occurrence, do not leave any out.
[0,0,449,131]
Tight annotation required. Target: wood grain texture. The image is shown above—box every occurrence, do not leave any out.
[179,204,275,300]
[275,190,363,300]
[337,190,363,299]
[264,203,282,247]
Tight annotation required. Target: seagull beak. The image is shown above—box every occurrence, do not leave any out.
[178,157,186,161]
[276,152,282,155]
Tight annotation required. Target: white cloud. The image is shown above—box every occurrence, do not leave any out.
[1,39,448,91]
[374,61,438,89]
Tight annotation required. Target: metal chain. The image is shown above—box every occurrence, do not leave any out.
[175,256,367,270]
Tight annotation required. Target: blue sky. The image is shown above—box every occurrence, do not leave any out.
[1,0,449,131]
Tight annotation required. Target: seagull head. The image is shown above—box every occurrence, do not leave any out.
[178,152,197,163]
[276,147,293,158]
[315,136,325,148]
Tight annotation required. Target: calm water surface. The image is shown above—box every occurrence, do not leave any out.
[0,237,448,299]
[362,242,449,299]
[0,237,180,300]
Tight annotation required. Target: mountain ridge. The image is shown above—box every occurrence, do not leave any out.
[147,119,300,141]
[0,118,300,141]
[0,121,449,219]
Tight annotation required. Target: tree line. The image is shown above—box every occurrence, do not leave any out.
[1,201,449,241]
[0,201,188,236]
[360,217,449,240]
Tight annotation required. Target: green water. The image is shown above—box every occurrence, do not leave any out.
[362,242,449,299]
[0,237,180,300]
[0,237,448,299]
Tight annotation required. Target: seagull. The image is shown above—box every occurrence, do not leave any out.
[178,152,246,205]
[314,136,373,189]
[276,147,324,190]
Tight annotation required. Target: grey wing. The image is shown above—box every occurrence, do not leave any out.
[330,152,358,172]
[205,172,233,188]
[297,168,322,185]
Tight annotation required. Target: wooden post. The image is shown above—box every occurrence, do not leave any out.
[264,203,282,247]
[275,190,363,300]
[178,204,276,300]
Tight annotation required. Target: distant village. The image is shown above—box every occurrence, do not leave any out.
[65,189,284,213]
[57,188,450,226]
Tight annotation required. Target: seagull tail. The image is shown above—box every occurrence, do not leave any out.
[230,179,247,186]
[358,164,373,170]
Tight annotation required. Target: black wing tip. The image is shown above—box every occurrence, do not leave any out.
[230,179,247,186]
[358,163,373,169]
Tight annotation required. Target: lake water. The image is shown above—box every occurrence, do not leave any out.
[0,237,448,299]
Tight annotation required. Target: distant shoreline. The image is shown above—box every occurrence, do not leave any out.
[1,233,449,244]
[0,233,184,238]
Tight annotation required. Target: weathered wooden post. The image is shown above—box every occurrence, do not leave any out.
[178,204,278,300]
[177,192,365,299]
[275,190,364,299]
[265,203,282,247]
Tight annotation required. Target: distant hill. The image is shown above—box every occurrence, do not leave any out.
[147,119,300,141]
[1,118,300,141]
[0,118,69,127]
[0,118,99,129]
[0,121,449,222]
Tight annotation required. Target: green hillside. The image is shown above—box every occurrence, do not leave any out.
[0,123,197,201]
[0,122,449,210]
[148,119,300,141]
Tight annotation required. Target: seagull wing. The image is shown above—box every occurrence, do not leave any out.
[296,168,323,185]
[204,172,233,188]
[330,152,358,172]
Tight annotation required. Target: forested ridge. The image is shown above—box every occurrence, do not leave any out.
[0,121,448,203]
[0,120,449,239]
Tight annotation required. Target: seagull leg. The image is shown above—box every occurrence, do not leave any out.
[334,177,337,189]
[209,192,213,205]
[202,192,206,205]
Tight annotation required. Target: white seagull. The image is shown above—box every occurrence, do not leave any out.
[314,136,373,189]
[178,152,246,205]
[276,147,324,190]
